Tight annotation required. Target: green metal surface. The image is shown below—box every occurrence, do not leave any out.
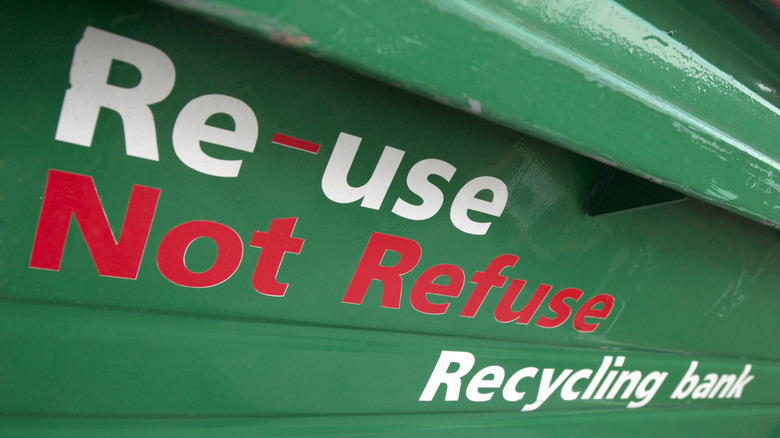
[1,0,779,436]
[160,0,780,228]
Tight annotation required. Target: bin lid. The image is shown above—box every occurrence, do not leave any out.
[161,0,780,228]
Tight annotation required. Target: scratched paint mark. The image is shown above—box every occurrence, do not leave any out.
[271,31,312,47]
[642,35,669,47]
[467,98,482,115]
[704,183,738,201]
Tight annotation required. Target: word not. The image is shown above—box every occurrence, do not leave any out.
[419,351,667,410]
[54,26,508,235]
[343,233,614,332]
[29,169,303,294]
[670,361,754,400]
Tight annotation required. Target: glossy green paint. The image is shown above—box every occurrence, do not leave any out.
[160,0,780,228]
[1,0,780,436]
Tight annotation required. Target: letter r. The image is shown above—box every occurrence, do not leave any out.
[342,232,421,308]
[55,26,175,160]
[419,351,475,401]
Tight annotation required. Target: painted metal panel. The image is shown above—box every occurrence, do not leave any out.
[159,0,780,228]
[1,0,779,436]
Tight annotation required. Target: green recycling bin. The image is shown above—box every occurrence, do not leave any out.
[1,0,779,436]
